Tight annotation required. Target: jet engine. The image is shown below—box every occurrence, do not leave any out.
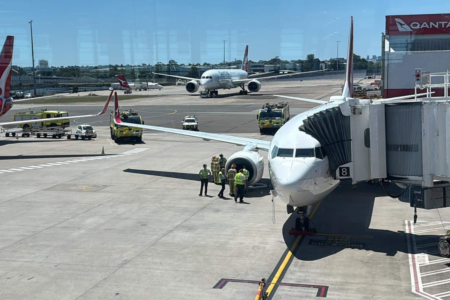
[186,81,200,93]
[225,150,264,185]
[247,80,261,93]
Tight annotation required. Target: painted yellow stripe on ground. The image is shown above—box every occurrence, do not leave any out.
[264,201,322,296]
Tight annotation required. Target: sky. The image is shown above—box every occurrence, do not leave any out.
[2,0,450,67]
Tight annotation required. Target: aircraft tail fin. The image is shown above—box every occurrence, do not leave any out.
[116,74,130,89]
[342,17,353,99]
[241,45,249,72]
[0,36,14,98]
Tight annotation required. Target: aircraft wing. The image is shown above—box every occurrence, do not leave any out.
[247,71,275,78]
[0,91,113,126]
[231,70,327,85]
[273,95,327,104]
[152,72,200,82]
[112,92,270,151]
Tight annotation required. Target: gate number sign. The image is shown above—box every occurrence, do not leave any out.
[339,167,350,178]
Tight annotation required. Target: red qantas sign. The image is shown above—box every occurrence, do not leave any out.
[387,14,450,35]
[116,74,130,89]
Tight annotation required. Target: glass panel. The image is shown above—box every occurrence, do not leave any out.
[295,149,314,158]
[277,148,294,157]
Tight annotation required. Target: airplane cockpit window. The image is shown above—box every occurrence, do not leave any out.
[271,146,278,159]
[277,148,294,157]
[295,149,315,158]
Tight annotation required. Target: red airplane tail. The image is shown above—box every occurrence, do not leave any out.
[116,74,130,89]
[0,36,14,99]
[241,45,249,72]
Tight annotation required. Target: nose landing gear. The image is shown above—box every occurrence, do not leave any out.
[289,206,317,236]
[201,90,218,98]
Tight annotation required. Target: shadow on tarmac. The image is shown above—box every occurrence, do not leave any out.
[0,140,62,146]
[124,168,272,197]
[282,180,441,261]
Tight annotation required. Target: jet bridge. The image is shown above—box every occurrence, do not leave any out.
[303,71,450,209]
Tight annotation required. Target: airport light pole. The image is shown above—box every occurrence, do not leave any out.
[223,40,226,65]
[336,41,340,71]
[29,20,37,96]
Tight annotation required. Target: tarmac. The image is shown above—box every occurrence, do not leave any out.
[1,78,449,300]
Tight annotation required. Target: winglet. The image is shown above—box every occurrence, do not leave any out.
[0,36,14,98]
[97,90,113,115]
[114,92,122,124]
[241,45,249,72]
[342,17,353,99]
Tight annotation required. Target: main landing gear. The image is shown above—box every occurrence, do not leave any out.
[239,85,248,95]
[201,90,218,98]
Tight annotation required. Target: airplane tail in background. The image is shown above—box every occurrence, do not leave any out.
[116,74,130,89]
[0,36,14,99]
[241,45,249,72]
[341,17,353,99]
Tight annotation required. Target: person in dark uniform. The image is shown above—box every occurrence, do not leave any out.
[218,168,226,198]
[199,164,211,196]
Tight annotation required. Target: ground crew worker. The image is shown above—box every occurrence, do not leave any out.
[218,168,226,198]
[242,166,249,187]
[213,156,221,184]
[211,156,216,183]
[234,169,247,203]
[199,164,211,196]
[219,154,227,169]
[228,164,237,196]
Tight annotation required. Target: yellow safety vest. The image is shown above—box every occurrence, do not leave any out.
[200,169,209,179]
[235,173,245,185]
[218,171,224,183]
[243,169,249,179]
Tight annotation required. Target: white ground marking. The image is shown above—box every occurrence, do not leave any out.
[406,220,450,300]
[0,148,148,175]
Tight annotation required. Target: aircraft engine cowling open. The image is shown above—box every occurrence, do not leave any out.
[186,81,200,93]
[247,80,261,92]
[225,151,264,185]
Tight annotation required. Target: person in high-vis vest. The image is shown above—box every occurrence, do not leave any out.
[234,169,247,203]
[242,166,250,187]
[199,164,211,196]
[213,157,221,184]
[227,164,237,197]
[219,154,227,169]
[218,168,226,198]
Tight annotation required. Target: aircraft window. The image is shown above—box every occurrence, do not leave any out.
[295,148,314,158]
[315,147,324,159]
[277,148,294,157]
[271,146,278,159]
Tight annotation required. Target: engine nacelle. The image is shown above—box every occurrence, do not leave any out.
[186,81,200,93]
[247,80,261,92]
[225,150,264,185]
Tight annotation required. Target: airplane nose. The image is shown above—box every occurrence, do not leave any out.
[200,79,211,88]
[271,160,316,206]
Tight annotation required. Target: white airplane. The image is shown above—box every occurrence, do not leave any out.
[113,17,423,215]
[153,45,325,98]
[0,36,113,128]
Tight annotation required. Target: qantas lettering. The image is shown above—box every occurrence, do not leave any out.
[396,18,450,31]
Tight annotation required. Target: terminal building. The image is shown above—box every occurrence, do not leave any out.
[383,13,450,97]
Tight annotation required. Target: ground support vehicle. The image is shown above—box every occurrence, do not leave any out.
[8,109,70,133]
[182,116,199,131]
[67,124,96,140]
[257,102,290,134]
[36,127,71,139]
[5,128,29,137]
[110,109,143,143]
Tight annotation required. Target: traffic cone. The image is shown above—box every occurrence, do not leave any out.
[101,147,105,155]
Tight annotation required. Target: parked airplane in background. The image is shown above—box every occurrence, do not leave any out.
[113,17,425,215]
[153,45,325,98]
[0,36,112,128]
